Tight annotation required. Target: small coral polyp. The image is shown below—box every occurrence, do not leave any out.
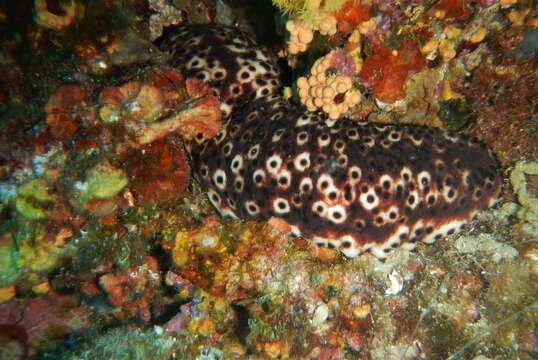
[297,50,360,119]
[286,20,314,55]
[286,14,337,55]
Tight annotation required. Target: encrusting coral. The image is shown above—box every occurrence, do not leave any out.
[297,49,361,118]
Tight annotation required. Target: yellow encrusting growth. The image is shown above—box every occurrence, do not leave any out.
[286,20,314,55]
[285,13,337,55]
[297,51,361,119]
[280,0,346,55]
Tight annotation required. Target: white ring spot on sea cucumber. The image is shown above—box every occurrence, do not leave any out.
[300,177,313,194]
[375,125,388,132]
[214,128,227,144]
[388,130,402,142]
[220,208,238,219]
[237,69,254,82]
[408,134,423,146]
[379,174,393,190]
[294,152,311,172]
[245,200,260,215]
[271,112,283,121]
[317,174,334,192]
[253,169,266,187]
[443,186,457,203]
[187,56,205,69]
[328,205,347,224]
[295,115,311,127]
[207,189,221,208]
[246,111,259,122]
[213,170,227,190]
[422,220,465,244]
[200,165,209,179]
[400,167,413,182]
[383,206,399,223]
[333,140,346,153]
[407,190,420,209]
[222,141,234,157]
[248,144,260,160]
[383,226,408,251]
[313,236,328,247]
[417,171,431,190]
[277,170,291,189]
[234,176,244,192]
[346,128,360,140]
[317,134,331,148]
[273,197,290,214]
[360,189,379,211]
[324,185,339,202]
[256,86,272,98]
[231,154,243,174]
[336,155,348,168]
[272,128,285,142]
[220,103,233,119]
[229,124,240,137]
[339,235,359,257]
[266,154,283,175]
[348,166,362,184]
[297,131,309,146]
[312,201,328,217]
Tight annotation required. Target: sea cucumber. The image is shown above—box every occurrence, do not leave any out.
[161,25,502,260]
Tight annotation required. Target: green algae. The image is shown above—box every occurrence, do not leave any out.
[0,220,65,288]
[438,98,475,132]
[15,179,52,220]
[78,162,128,203]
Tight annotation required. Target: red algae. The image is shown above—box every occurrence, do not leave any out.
[126,139,189,205]
[333,1,371,34]
[45,84,89,140]
[360,41,426,104]
[99,257,160,322]
[433,0,471,20]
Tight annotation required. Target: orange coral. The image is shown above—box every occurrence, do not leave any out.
[45,84,88,140]
[360,41,426,104]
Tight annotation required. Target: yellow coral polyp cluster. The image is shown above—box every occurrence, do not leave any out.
[286,14,337,55]
[286,20,314,54]
[297,54,360,119]
[317,14,337,36]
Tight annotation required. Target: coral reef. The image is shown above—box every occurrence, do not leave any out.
[0,0,537,358]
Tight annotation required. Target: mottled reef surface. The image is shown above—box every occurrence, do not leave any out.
[0,1,537,359]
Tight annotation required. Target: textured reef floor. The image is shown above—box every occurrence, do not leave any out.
[0,1,537,359]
